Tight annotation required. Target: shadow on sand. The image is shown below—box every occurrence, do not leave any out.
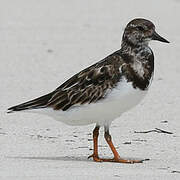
[7,155,91,162]
[7,156,150,163]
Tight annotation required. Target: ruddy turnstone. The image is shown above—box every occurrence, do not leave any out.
[8,18,169,163]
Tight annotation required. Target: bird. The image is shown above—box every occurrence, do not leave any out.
[7,18,169,163]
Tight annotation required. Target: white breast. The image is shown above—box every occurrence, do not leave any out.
[29,77,148,127]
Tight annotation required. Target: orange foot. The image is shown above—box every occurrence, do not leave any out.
[88,154,149,163]
[88,154,102,162]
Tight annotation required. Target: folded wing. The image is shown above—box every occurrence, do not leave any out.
[8,52,122,112]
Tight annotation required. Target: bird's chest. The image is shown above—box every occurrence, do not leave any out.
[105,76,147,110]
[131,59,145,77]
[121,57,153,91]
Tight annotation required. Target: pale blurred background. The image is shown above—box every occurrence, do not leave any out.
[0,0,180,179]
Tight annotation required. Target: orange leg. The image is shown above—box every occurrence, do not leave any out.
[88,126,101,162]
[88,126,148,163]
[102,131,143,163]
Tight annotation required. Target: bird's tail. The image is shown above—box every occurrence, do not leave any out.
[7,92,53,113]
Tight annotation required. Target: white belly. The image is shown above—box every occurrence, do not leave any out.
[29,78,148,126]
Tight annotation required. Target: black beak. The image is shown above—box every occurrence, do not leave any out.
[152,31,170,43]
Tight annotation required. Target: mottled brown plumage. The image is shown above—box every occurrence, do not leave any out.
[47,52,123,110]
[8,50,125,112]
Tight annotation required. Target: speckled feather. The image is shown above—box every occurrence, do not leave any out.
[8,18,158,114]
[7,48,153,113]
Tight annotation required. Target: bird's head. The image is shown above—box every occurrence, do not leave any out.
[122,18,169,47]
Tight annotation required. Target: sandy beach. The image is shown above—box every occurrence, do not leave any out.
[0,0,180,179]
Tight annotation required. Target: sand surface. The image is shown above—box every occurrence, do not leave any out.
[0,0,180,179]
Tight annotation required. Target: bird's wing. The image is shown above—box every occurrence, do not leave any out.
[47,54,122,111]
[7,50,123,112]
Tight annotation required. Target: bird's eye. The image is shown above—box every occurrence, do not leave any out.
[136,26,145,31]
